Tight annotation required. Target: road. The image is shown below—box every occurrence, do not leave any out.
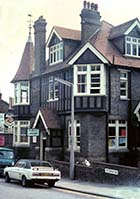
[0,178,109,199]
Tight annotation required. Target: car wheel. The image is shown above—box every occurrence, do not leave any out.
[21,176,28,187]
[48,181,55,187]
[5,173,11,183]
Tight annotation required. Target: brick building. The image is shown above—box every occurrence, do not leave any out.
[0,93,13,147]
[12,1,140,166]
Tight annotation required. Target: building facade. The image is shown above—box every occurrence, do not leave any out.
[12,1,140,166]
[0,93,14,148]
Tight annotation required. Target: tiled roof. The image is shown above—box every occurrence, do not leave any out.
[0,100,9,113]
[11,40,34,82]
[109,18,138,39]
[89,21,140,68]
[39,108,62,129]
[53,26,81,41]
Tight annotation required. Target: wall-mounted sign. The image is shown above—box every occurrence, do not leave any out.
[27,129,39,136]
[105,168,119,175]
[0,113,4,133]
[0,135,5,146]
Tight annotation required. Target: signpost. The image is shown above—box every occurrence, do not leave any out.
[55,77,75,180]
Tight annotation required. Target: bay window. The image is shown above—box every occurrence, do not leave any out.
[74,64,106,95]
[14,81,30,105]
[13,121,30,145]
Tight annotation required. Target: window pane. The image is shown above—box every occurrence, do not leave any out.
[126,43,131,54]
[108,138,116,147]
[119,127,126,136]
[132,44,137,55]
[109,127,115,136]
[119,137,126,146]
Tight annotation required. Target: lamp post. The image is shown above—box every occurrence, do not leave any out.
[55,77,75,180]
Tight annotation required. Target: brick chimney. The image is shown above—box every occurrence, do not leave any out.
[34,16,47,74]
[80,1,101,44]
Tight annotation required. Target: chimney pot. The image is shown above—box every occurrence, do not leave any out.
[87,2,90,9]
[94,4,98,11]
[83,1,87,9]
[91,3,94,10]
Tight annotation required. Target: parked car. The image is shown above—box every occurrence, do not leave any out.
[4,159,61,187]
[0,147,15,176]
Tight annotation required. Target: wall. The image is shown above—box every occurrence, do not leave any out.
[50,160,139,185]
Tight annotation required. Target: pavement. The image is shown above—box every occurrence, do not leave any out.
[55,178,140,199]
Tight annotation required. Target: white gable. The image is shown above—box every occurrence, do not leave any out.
[68,42,109,65]
[46,28,62,47]
[124,19,140,35]
[33,110,49,134]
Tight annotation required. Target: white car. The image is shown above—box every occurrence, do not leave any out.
[4,159,61,187]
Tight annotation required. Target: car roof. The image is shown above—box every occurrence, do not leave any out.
[0,147,13,151]
[17,159,51,164]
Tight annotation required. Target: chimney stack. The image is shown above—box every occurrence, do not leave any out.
[34,16,47,74]
[80,1,101,44]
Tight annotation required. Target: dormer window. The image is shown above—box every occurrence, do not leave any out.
[50,42,63,65]
[125,36,140,57]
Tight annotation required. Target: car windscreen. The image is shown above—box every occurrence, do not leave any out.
[0,151,14,159]
[30,161,52,167]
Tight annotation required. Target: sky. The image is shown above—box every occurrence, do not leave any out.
[1,0,140,102]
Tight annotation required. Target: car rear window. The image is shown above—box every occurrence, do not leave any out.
[30,161,52,167]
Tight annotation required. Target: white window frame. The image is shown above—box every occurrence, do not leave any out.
[68,120,80,151]
[120,71,128,99]
[74,64,106,96]
[48,76,59,101]
[50,42,63,65]
[125,36,140,57]
[108,120,127,150]
[13,120,30,146]
[14,81,30,105]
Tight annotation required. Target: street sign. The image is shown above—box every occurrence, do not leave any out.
[105,168,118,175]
[27,129,39,136]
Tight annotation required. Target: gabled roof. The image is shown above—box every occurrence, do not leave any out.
[67,20,140,68]
[33,108,62,130]
[89,20,140,68]
[109,18,139,40]
[68,41,109,65]
[0,94,9,113]
[47,26,81,46]
[11,39,34,83]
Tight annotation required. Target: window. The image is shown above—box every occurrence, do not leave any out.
[68,120,80,150]
[50,42,63,65]
[14,81,30,105]
[50,131,62,147]
[125,36,140,57]
[108,120,127,150]
[120,71,128,99]
[13,121,30,145]
[74,64,106,95]
[48,76,58,101]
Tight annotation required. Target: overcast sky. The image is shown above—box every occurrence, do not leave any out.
[1,0,140,102]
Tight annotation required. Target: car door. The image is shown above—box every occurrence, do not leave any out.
[15,160,26,180]
[8,161,21,179]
